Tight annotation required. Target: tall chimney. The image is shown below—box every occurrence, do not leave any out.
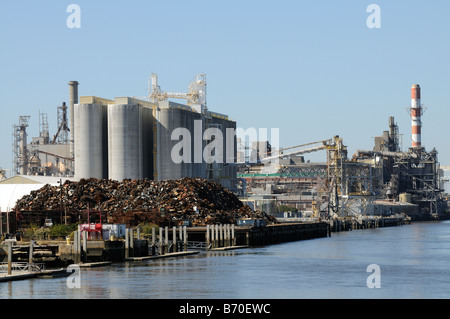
[68,81,79,161]
[19,125,28,175]
[410,84,422,148]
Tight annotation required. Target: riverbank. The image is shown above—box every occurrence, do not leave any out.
[0,215,410,282]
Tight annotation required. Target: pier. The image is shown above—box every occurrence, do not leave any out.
[327,215,408,232]
[186,222,330,247]
[0,215,410,282]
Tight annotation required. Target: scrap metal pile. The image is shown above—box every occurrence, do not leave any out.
[14,178,276,226]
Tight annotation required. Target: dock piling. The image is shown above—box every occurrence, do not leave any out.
[165,226,169,254]
[183,226,187,251]
[125,228,129,258]
[7,241,12,275]
[28,240,34,270]
[232,224,235,246]
[129,229,134,257]
[215,225,220,247]
[82,230,87,262]
[73,230,81,263]
[206,225,210,250]
[178,226,183,251]
[173,226,177,253]
[159,227,164,255]
[151,226,156,255]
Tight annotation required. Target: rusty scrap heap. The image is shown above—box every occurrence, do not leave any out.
[14,178,275,226]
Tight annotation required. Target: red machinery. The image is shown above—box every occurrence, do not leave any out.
[78,223,103,239]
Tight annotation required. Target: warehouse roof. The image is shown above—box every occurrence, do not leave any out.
[0,184,44,211]
[0,175,77,185]
[0,176,78,211]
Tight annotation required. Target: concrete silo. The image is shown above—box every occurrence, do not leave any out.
[107,98,143,181]
[155,101,205,181]
[74,97,109,180]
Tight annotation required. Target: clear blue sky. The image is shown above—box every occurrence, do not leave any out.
[1,0,449,173]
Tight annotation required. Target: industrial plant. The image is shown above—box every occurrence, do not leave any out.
[237,84,448,221]
[7,75,237,191]
[2,78,449,222]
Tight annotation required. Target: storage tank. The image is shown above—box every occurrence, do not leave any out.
[141,105,154,179]
[74,103,107,179]
[156,102,204,180]
[108,101,143,181]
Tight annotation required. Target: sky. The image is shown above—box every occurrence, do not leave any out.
[1,0,449,175]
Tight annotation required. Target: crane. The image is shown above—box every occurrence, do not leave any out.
[149,73,207,111]
[259,139,332,163]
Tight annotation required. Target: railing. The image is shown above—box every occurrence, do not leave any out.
[187,241,211,250]
[0,262,46,273]
[151,240,211,250]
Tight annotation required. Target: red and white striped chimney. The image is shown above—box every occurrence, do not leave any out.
[410,84,422,148]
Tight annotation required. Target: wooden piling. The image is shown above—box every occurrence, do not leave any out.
[206,225,210,250]
[73,231,78,262]
[129,229,134,257]
[173,226,177,253]
[165,226,169,254]
[28,240,34,270]
[82,230,87,262]
[231,224,235,246]
[151,226,156,255]
[125,228,129,258]
[7,241,12,275]
[177,226,181,251]
[183,226,187,251]
[6,211,9,235]
[210,225,215,248]
[215,225,219,248]
[159,227,163,255]
[225,224,228,246]
[73,230,81,263]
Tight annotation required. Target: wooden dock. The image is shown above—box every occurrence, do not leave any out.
[124,250,199,261]
[327,216,409,232]
[0,267,68,282]
[186,222,330,248]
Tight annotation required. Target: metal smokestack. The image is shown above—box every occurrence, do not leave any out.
[19,125,28,175]
[410,84,422,148]
[68,81,79,165]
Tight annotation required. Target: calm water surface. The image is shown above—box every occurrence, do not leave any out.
[2,221,450,299]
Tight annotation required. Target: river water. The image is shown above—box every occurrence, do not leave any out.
[2,220,450,299]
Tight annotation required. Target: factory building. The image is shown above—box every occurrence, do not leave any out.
[13,111,72,178]
[9,75,238,193]
[238,84,448,220]
[6,80,447,220]
[74,96,236,183]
